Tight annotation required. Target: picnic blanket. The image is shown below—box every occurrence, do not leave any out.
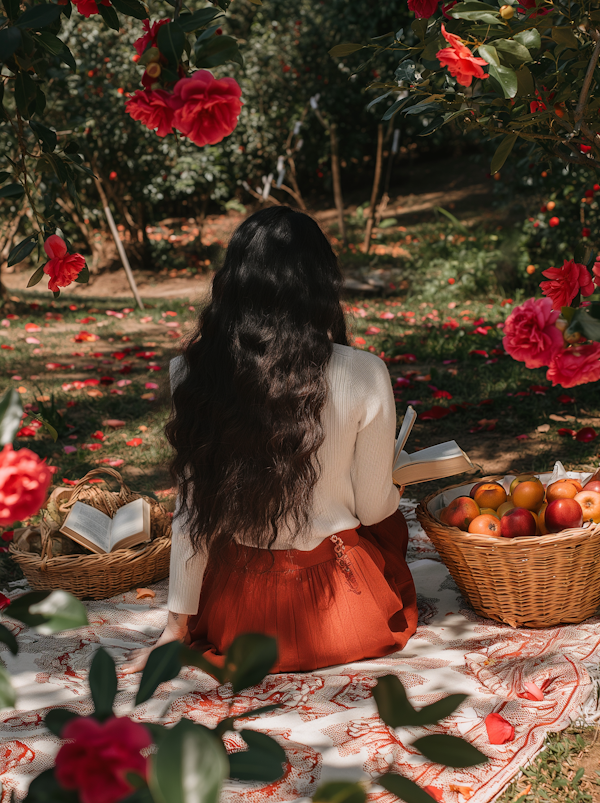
[2,500,600,803]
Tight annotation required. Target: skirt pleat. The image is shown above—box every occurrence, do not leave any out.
[187,508,418,673]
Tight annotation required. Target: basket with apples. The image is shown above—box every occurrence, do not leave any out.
[416,463,600,628]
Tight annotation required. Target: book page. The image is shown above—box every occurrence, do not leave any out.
[393,406,417,469]
[392,441,474,485]
[61,502,112,551]
[111,498,146,549]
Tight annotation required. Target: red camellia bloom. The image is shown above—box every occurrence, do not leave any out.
[43,235,86,292]
[125,89,175,137]
[0,445,53,526]
[546,343,600,388]
[408,0,439,17]
[72,0,110,17]
[170,70,242,147]
[55,716,152,803]
[134,18,170,56]
[436,25,488,87]
[540,259,595,309]
[502,297,563,369]
[593,257,600,289]
[548,216,560,227]
[485,712,515,744]
[518,0,549,16]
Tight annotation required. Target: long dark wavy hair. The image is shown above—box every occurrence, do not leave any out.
[165,206,350,562]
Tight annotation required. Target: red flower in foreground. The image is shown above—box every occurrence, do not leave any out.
[0,445,53,526]
[408,0,439,17]
[485,712,515,744]
[502,297,563,369]
[546,343,600,388]
[125,89,175,138]
[436,24,488,87]
[170,70,243,147]
[576,426,597,443]
[43,235,86,293]
[540,259,595,309]
[133,17,170,55]
[72,0,110,17]
[55,716,152,803]
[518,0,549,16]
[593,255,600,289]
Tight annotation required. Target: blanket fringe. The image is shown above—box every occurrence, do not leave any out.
[574,663,600,725]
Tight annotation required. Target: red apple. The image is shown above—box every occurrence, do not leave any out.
[469,481,485,499]
[500,507,537,538]
[583,480,600,494]
[545,498,583,533]
[444,496,480,530]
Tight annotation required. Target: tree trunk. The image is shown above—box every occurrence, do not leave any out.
[329,123,346,245]
[362,124,384,253]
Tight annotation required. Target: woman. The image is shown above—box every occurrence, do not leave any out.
[122,206,417,675]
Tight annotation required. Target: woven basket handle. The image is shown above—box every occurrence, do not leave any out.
[40,518,54,569]
[58,468,131,512]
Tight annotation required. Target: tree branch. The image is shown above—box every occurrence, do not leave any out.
[574,30,600,127]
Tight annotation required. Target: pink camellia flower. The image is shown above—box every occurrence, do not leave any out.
[125,89,175,137]
[0,445,53,526]
[134,18,170,56]
[502,297,563,369]
[436,24,488,87]
[540,259,595,309]
[547,342,600,388]
[55,716,152,803]
[72,0,110,17]
[408,0,439,17]
[170,70,242,147]
[43,235,86,292]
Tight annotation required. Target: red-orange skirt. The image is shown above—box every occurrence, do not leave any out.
[187,508,418,673]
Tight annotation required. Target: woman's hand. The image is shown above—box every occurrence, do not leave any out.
[121,611,190,674]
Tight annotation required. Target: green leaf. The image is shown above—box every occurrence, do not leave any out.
[0,26,23,60]
[194,34,243,68]
[157,20,185,68]
[90,648,117,719]
[514,28,541,51]
[23,768,80,802]
[0,665,16,709]
[148,719,228,803]
[59,43,76,70]
[178,7,221,32]
[312,782,367,803]
[14,70,36,117]
[98,3,120,31]
[228,730,286,782]
[224,633,277,693]
[16,3,61,29]
[488,64,518,98]
[451,4,501,24]
[495,39,532,64]
[35,31,64,55]
[37,417,58,441]
[372,675,467,727]
[552,27,578,48]
[412,734,488,768]
[75,264,90,284]
[0,182,24,200]
[135,640,182,706]
[0,387,23,445]
[329,42,364,58]
[35,85,46,116]
[180,644,225,682]
[478,44,499,67]
[216,703,281,735]
[8,234,36,266]
[5,590,89,634]
[110,0,147,19]
[378,772,439,803]
[411,18,428,41]
[566,307,600,342]
[0,622,18,655]
[515,65,534,97]
[27,265,45,287]
[2,0,20,20]
[44,708,80,737]
[382,96,410,121]
[0,171,9,183]
[29,120,57,153]
[490,132,518,174]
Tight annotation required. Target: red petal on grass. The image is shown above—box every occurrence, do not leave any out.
[420,406,451,421]
[102,419,126,428]
[84,378,100,387]
[365,326,381,335]
[354,337,366,346]
[423,787,444,802]
[16,426,37,437]
[62,478,78,486]
[433,390,453,399]
[516,434,529,440]
[469,349,489,358]
[558,394,575,404]
[97,457,125,467]
[518,682,545,701]
[73,331,99,342]
[1,345,14,350]
[88,479,104,483]
[558,428,576,437]
[25,323,41,332]
[485,712,515,744]
[100,376,115,385]
[126,438,143,447]
[91,431,105,441]
[83,443,103,451]
[529,385,548,394]
[576,427,597,443]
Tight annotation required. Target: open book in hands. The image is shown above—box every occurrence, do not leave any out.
[59,497,151,554]
[393,406,474,486]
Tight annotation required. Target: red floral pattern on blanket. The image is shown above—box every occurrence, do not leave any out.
[1,504,600,803]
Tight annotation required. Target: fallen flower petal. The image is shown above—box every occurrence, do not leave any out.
[97,458,125,467]
[485,712,515,744]
[420,406,452,421]
[63,446,77,454]
[102,419,126,428]
[365,326,381,335]
[558,394,575,404]
[62,478,78,486]
[558,428,576,437]
[515,434,529,440]
[91,431,105,441]
[136,588,156,599]
[144,382,159,390]
[518,681,545,701]
[126,438,143,447]
[423,787,444,802]
[448,786,473,800]
[576,427,597,443]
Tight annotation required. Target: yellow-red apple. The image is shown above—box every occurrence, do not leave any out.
[443,496,480,530]
[473,482,507,511]
[574,490,600,523]
[545,498,583,532]
[468,514,502,536]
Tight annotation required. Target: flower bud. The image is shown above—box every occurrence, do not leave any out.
[555,316,568,334]
[500,4,514,18]
[546,200,556,211]
[145,62,162,79]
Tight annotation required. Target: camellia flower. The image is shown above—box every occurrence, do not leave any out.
[540,259,595,309]
[43,235,86,292]
[593,254,600,288]
[408,0,439,18]
[485,712,515,745]
[546,342,600,388]
[125,89,175,137]
[134,18,170,56]
[436,24,488,87]
[502,297,563,369]
[55,716,152,803]
[72,0,110,17]
[170,69,243,147]
[0,445,53,526]
[518,0,549,16]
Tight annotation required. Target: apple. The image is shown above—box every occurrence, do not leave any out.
[574,490,600,523]
[512,479,545,511]
[480,507,500,519]
[583,479,600,495]
[500,507,537,538]
[469,482,486,499]
[497,500,515,517]
[545,498,583,532]
[537,502,549,535]
[443,496,480,530]
[468,514,502,536]
[546,480,581,503]
[473,482,507,511]
[510,475,535,495]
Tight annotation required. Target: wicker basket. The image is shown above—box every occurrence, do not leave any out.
[9,468,172,600]
[416,475,600,628]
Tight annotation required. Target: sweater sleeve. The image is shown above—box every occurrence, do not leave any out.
[350,350,400,526]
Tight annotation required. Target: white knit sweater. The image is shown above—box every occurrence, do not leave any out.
[167,343,400,614]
